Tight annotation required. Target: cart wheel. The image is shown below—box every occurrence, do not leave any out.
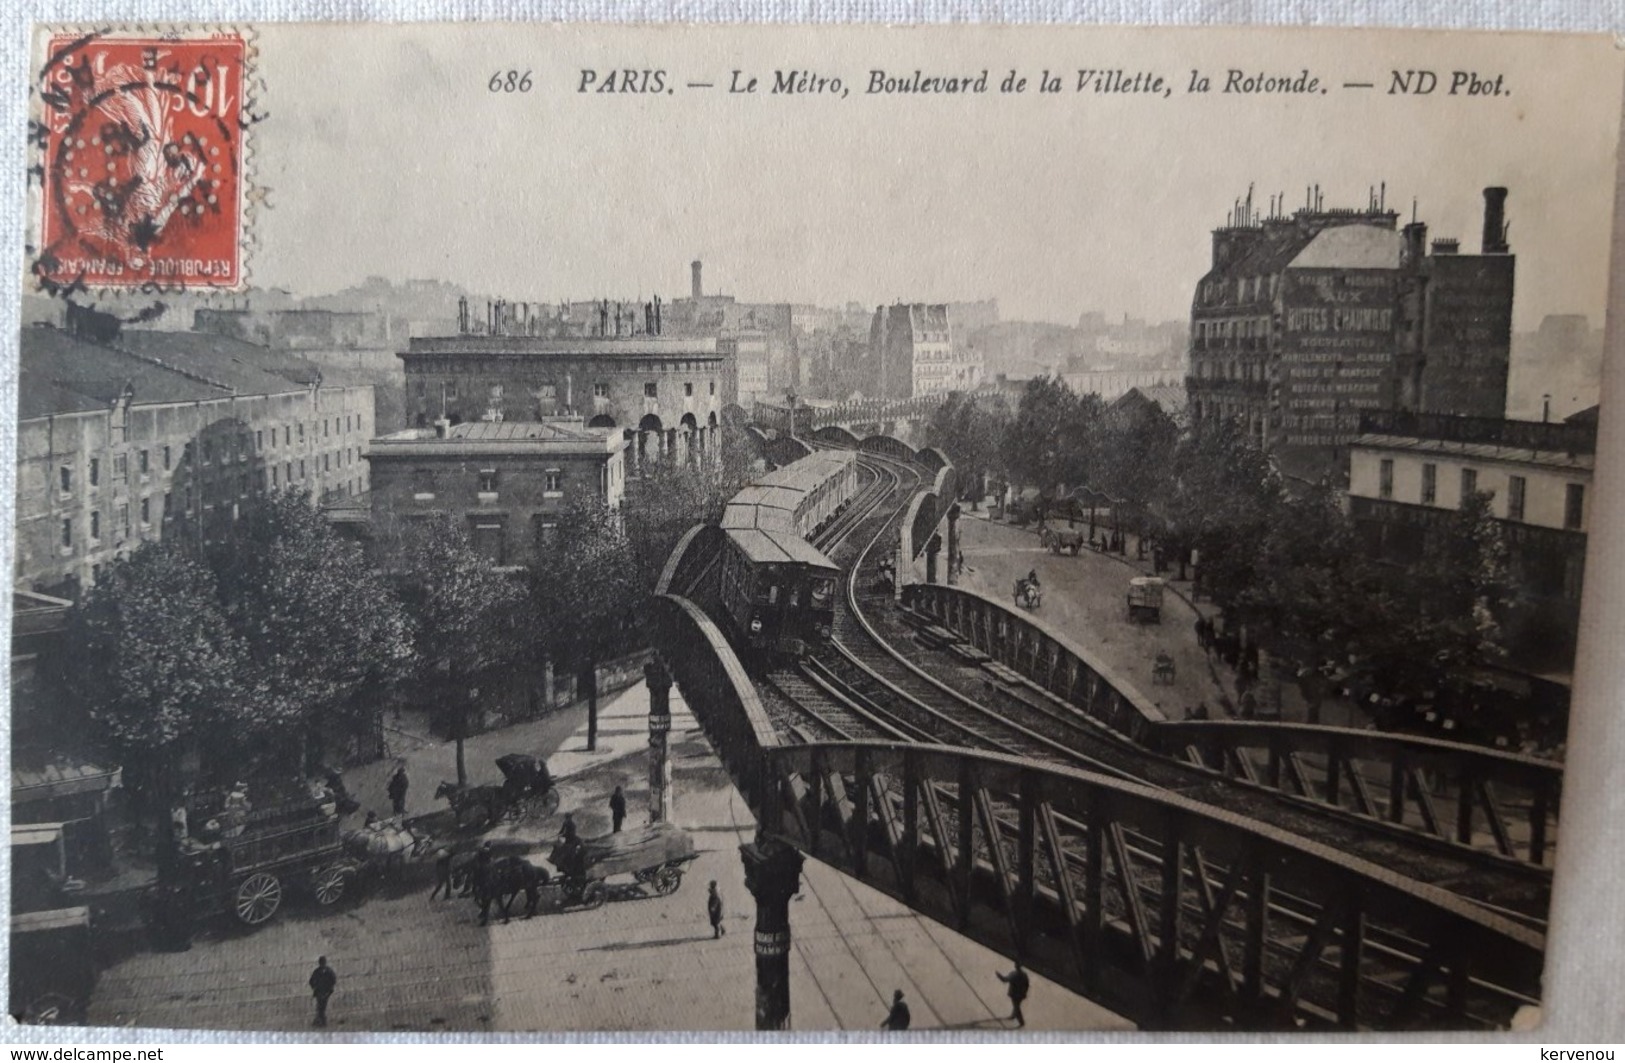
[652,866,682,896]
[235,871,283,925]
[21,992,78,1025]
[580,881,608,910]
[312,865,348,906]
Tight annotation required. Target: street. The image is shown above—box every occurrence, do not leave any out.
[85,684,1129,1033]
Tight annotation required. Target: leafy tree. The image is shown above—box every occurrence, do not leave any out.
[395,515,532,784]
[531,496,641,750]
[1001,377,1086,495]
[925,391,1011,504]
[206,490,416,774]
[1162,418,1282,605]
[1090,401,1179,531]
[66,543,248,803]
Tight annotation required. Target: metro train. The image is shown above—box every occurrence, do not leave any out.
[718,450,859,658]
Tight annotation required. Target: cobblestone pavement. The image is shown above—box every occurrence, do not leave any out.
[85,683,1131,1034]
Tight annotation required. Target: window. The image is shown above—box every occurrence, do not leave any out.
[299,460,306,479]
[471,521,504,563]
[346,416,352,432]
[1508,476,1527,522]
[1378,459,1393,500]
[163,445,172,471]
[479,468,498,493]
[545,470,563,494]
[203,441,214,464]
[139,449,150,475]
[594,383,610,399]
[89,458,100,487]
[256,430,264,451]
[644,382,658,398]
[285,426,292,446]
[59,465,72,494]
[60,519,71,548]
[323,454,330,472]
[684,382,694,397]
[118,503,129,539]
[271,467,279,488]
[1460,468,1478,503]
[298,424,305,441]
[1421,463,1437,505]
[90,510,101,541]
[286,462,293,483]
[1565,483,1585,530]
[113,453,127,482]
[709,382,716,396]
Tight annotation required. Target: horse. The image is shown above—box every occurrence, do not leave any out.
[434,781,510,829]
[473,855,550,924]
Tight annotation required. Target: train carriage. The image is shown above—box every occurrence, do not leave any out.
[716,448,856,660]
[718,527,839,657]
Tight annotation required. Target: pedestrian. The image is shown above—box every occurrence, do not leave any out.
[609,786,626,833]
[997,961,1031,1027]
[880,989,911,1031]
[429,846,454,901]
[387,764,409,816]
[707,880,725,938]
[308,956,337,1027]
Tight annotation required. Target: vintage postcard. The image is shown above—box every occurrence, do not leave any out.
[7,21,1623,1037]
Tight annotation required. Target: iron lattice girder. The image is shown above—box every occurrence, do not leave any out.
[766,741,1544,1030]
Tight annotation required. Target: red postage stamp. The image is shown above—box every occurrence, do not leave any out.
[35,32,246,290]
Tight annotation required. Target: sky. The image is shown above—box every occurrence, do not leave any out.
[247,24,1622,330]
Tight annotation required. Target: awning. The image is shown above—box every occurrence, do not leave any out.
[11,822,66,847]
[12,907,90,933]
[11,759,122,803]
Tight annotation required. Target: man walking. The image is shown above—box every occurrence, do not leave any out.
[387,765,409,816]
[997,960,1031,1027]
[609,786,626,833]
[707,880,725,938]
[880,989,911,1031]
[308,956,337,1027]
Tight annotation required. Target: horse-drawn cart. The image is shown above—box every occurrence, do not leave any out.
[558,822,700,909]
[1038,522,1086,556]
[163,799,354,927]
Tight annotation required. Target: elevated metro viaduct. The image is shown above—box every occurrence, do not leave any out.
[647,430,1555,1032]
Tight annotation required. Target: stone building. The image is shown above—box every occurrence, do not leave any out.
[367,419,628,570]
[867,303,983,400]
[14,322,374,598]
[1347,408,1593,668]
[1187,187,1515,476]
[396,331,724,471]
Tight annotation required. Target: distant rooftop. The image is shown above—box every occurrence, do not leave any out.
[373,419,622,452]
[403,335,720,359]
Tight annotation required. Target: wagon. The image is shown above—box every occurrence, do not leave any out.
[1038,522,1087,556]
[1127,576,1165,624]
[162,799,355,927]
[547,822,700,911]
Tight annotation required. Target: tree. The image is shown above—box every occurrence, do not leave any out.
[533,496,643,751]
[66,543,248,804]
[924,391,1011,504]
[396,515,531,784]
[1163,418,1282,605]
[1001,377,1085,495]
[206,490,416,774]
[1090,401,1179,532]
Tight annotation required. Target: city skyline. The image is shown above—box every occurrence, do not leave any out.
[247,25,1617,333]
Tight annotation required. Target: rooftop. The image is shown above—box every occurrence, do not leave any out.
[372,419,623,454]
[18,325,336,420]
[403,335,720,359]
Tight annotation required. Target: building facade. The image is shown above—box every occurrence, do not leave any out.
[367,420,627,570]
[868,303,983,400]
[1187,187,1515,472]
[1347,409,1592,667]
[15,324,374,597]
[396,332,724,470]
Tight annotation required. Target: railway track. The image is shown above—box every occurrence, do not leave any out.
[767,448,1549,926]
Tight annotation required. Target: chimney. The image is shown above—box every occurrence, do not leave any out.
[691,260,703,300]
[434,417,450,439]
[1482,187,1509,253]
[654,295,662,335]
[1402,221,1428,265]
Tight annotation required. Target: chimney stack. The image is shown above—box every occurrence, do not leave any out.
[654,294,662,335]
[691,260,703,300]
[1482,187,1509,253]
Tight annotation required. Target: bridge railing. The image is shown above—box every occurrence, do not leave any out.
[647,557,1545,1029]
[760,740,1544,1031]
[901,582,1563,868]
